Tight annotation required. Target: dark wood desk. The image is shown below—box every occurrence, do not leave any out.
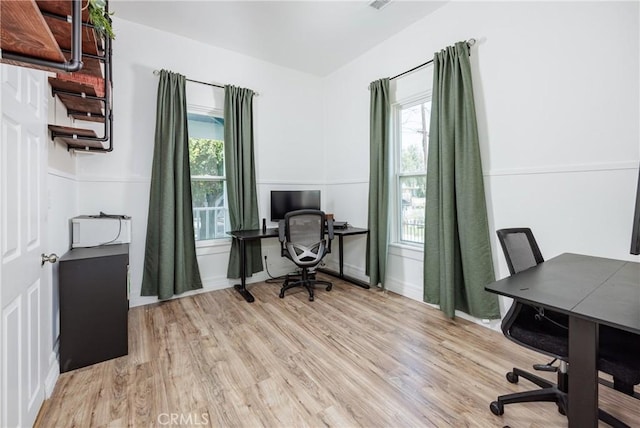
[485,253,640,428]
[228,226,370,302]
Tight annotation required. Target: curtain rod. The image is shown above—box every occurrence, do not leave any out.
[389,38,476,81]
[152,70,260,96]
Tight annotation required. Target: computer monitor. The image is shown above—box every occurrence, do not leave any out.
[270,190,321,222]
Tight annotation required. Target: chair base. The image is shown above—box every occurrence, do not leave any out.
[490,367,567,416]
[490,367,630,428]
[279,271,332,301]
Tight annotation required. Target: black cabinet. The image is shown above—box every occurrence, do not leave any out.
[58,244,129,372]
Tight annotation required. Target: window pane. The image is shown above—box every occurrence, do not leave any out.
[399,175,426,244]
[187,113,224,140]
[188,112,228,241]
[191,179,228,240]
[189,138,224,177]
[400,102,430,173]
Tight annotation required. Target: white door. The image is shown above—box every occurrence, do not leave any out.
[1,63,51,427]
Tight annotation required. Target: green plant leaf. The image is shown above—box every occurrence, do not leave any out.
[88,0,115,40]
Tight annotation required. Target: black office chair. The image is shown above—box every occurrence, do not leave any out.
[599,326,640,399]
[490,228,570,417]
[278,209,333,301]
[491,228,630,427]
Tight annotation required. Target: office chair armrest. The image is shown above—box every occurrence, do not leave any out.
[278,220,285,242]
[326,218,334,253]
[278,220,286,256]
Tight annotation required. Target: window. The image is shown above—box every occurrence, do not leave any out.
[187,111,229,241]
[395,98,431,245]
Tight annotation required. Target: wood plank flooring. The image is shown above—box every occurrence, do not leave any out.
[37,276,639,427]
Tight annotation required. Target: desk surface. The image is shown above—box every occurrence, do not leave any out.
[228,225,368,241]
[485,253,640,333]
[572,261,640,334]
[334,226,368,236]
[228,228,279,240]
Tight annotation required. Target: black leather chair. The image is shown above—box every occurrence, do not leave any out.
[278,209,333,301]
[491,228,633,427]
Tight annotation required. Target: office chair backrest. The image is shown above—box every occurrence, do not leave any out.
[496,228,567,359]
[496,228,544,275]
[278,209,334,301]
[285,209,325,248]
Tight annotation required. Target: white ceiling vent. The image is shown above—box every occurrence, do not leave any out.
[369,0,392,11]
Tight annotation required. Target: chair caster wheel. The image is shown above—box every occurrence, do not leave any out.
[279,291,284,298]
[326,284,332,291]
[506,372,519,384]
[490,401,504,416]
[309,296,314,301]
[558,405,566,415]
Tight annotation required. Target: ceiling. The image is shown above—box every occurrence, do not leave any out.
[111,1,446,76]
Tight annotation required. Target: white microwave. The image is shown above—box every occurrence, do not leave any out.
[71,215,132,248]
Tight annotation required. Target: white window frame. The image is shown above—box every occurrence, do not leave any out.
[187,105,230,247]
[391,91,432,248]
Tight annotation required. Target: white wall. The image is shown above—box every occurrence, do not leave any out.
[74,18,327,307]
[322,1,640,321]
[46,1,640,319]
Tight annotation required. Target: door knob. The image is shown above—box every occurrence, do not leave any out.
[41,253,59,266]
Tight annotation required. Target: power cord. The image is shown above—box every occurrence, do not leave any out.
[534,307,568,330]
[263,255,289,283]
[97,216,122,246]
[83,216,123,249]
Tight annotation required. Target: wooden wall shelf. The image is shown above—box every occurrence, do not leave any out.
[35,1,91,22]
[0,0,65,64]
[39,1,104,78]
[1,0,114,152]
[49,77,106,123]
[41,10,99,55]
[48,125,105,150]
[48,76,104,97]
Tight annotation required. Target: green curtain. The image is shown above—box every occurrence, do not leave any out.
[423,42,499,319]
[141,70,203,299]
[225,85,263,278]
[366,78,390,288]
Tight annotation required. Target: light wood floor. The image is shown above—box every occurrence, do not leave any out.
[37,276,639,427]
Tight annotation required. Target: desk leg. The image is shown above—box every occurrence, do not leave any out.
[233,239,255,303]
[338,235,344,277]
[568,316,598,428]
[318,233,370,289]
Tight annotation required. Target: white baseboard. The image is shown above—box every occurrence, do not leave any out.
[130,275,230,308]
[45,349,59,397]
[384,276,423,302]
[128,271,281,308]
[384,276,501,331]
[322,260,368,282]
